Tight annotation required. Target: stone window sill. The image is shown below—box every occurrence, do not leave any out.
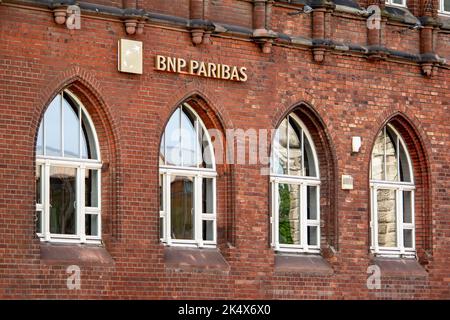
[40,243,114,266]
[164,247,229,273]
[371,257,428,278]
[274,253,334,275]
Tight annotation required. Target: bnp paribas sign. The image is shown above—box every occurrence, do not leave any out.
[117,39,247,82]
[155,55,248,82]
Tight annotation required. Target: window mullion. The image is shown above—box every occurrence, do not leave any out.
[397,135,400,181]
[61,92,64,158]
[411,190,416,249]
[301,130,304,176]
[383,127,387,181]
[373,186,379,254]
[286,117,290,175]
[212,177,217,243]
[195,118,199,168]
[397,188,403,254]
[79,165,86,243]
[196,175,203,247]
[165,174,172,245]
[178,106,184,166]
[79,104,82,159]
[301,183,307,250]
[44,161,51,241]
[274,182,279,250]
[316,185,321,246]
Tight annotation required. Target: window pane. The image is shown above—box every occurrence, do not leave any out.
[45,95,62,156]
[403,190,412,224]
[198,124,213,168]
[202,178,214,214]
[445,0,450,12]
[303,132,316,177]
[273,119,288,175]
[307,226,318,246]
[36,165,42,204]
[170,175,194,240]
[399,141,411,182]
[377,189,397,247]
[202,220,214,241]
[165,108,182,166]
[403,229,413,248]
[36,210,42,234]
[278,183,300,245]
[385,127,398,181]
[371,131,385,180]
[180,107,198,167]
[288,117,302,176]
[307,185,318,220]
[36,123,43,155]
[49,166,77,235]
[85,214,98,236]
[85,169,99,207]
[392,0,404,4]
[63,97,80,158]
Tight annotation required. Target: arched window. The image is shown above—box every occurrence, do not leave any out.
[35,90,101,244]
[270,113,320,253]
[159,103,216,247]
[370,124,415,257]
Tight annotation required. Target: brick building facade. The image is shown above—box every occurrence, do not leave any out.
[0,0,449,299]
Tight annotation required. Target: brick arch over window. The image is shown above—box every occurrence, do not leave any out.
[158,93,235,247]
[32,74,120,245]
[367,112,432,262]
[272,102,339,253]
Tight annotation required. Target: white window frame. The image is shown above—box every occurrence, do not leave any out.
[385,0,407,8]
[36,90,102,244]
[270,114,321,254]
[439,0,450,15]
[159,103,217,248]
[370,124,415,258]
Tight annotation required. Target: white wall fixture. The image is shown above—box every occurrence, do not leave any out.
[118,39,143,74]
[342,175,354,190]
[352,136,362,153]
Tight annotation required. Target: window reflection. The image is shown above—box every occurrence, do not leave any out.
[45,95,62,156]
[63,97,80,158]
[278,183,300,245]
[273,119,288,175]
[272,115,317,178]
[49,166,77,235]
[288,117,302,176]
[377,189,397,247]
[162,105,211,168]
[385,127,398,181]
[170,176,194,240]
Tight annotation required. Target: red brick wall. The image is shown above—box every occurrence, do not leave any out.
[0,1,449,299]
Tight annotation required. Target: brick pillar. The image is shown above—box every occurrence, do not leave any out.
[419,0,439,76]
[123,0,143,35]
[122,0,136,9]
[310,0,332,63]
[252,0,274,54]
[190,0,205,45]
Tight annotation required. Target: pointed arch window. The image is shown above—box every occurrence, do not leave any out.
[159,103,217,247]
[35,90,101,244]
[370,124,415,257]
[270,113,321,253]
